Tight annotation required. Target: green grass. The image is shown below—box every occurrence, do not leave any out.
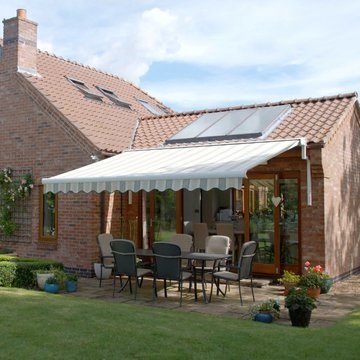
[0,288,359,359]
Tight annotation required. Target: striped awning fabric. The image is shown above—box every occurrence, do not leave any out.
[42,138,305,193]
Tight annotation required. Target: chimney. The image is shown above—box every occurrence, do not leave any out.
[2,9,38,75]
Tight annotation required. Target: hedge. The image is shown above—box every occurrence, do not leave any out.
[0,256,63,288]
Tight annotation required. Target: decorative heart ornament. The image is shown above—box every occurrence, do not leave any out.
[271,196,282,207]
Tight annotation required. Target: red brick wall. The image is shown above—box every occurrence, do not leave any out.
[0,67,103,273]
[322,105,360,278]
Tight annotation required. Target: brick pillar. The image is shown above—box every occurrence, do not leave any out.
[2,9,38,74]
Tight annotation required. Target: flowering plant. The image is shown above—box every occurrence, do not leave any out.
[0,168,34,236]
[298,261,324,289]
[285,287,317,311]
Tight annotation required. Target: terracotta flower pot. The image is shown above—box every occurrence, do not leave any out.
[307,287,321,299]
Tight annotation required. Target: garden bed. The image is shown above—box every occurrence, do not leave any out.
[0,255,63,288]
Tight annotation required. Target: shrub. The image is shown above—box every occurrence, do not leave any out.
[0,257,63,288]
[278,271,300,285]
[0,247,14,254]
[0,262,16,287]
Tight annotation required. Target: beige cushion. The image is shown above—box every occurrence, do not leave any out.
[213,271,238,281]
[137,268,152,277]
[181,271,192,280]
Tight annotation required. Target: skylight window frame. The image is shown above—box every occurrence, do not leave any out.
[138,99,165,116]
[96,85,132,109]
[66,77,103,101]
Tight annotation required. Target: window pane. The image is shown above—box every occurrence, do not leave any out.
[249,179,275,264]
[154,190,176,241]
[279,179,299,265]
[42,192,56,237]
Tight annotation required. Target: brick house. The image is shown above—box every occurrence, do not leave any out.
[44,89,360,280]
[0,10,171,275]
[1,10,360,279]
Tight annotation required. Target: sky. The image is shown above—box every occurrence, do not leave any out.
[1,0,360,111]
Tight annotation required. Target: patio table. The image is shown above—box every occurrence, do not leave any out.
[136,249,231,303]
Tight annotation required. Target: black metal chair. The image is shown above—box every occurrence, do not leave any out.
[152,242,192,306]
[110,239,152,299]
[209,241,258,305]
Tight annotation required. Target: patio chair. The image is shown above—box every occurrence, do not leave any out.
[97,233,114,287]
[193,223,209,251]
[110,239,152,299]
[216,223,235,261]
[152,242,192,306]
[168,233,193,268]
[193,235,231,292]
[209,241,258,305]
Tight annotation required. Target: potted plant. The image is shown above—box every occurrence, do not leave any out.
[278,270,300,290]
[65,274,78,293]
[320,273,333,294]
[251,299,280,323]
[53,269,67,290]
[35,270,55,290]
[285,287,317,327]
[298,261,323,298]
[44,276,60,294]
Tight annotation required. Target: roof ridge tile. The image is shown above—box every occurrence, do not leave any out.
[140,92,358,121]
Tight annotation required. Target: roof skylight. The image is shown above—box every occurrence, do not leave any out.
[165,105,291,144]
[138,99,165,115]
[67,77,103,101]
[96,86,131,108]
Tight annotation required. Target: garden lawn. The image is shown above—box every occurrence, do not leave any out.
[0,288,359,359]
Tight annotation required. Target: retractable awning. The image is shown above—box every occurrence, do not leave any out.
[42,138,306,193]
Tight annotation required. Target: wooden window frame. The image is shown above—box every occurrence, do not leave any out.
[39,185,58,242]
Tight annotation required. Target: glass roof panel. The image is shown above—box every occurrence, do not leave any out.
[170,112,226,140]
[200,108,256,137]
[230,105,290,135]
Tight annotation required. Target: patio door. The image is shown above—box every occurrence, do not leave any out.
[247,175,279,274]
[246,173,300,275]
[145,190,183,245]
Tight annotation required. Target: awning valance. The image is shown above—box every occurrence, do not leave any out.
[42,138,305,193]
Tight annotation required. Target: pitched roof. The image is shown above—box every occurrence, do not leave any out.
[21,50,172,154]
[132,92,358,149]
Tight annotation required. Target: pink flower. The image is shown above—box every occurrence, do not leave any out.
[304,261,311,267]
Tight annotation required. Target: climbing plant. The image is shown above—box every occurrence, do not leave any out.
[0,168,34,236]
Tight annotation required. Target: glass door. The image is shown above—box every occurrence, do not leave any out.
[145,190,179,245]
[248,176,279,274]
[279,178,300,273]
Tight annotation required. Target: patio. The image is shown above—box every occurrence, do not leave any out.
[67,274,360,328]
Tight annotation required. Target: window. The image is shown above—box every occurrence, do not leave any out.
[67,77,103,101]
[138,99,165,115]
[39,186,58,241]
[96,86,131,108]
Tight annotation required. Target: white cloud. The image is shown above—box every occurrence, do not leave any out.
[1,1,359,109]
[87,7,180,82]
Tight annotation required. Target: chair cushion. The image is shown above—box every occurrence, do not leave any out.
[181,271,192,280]
[137,268,152,277]
[213,271,239,281]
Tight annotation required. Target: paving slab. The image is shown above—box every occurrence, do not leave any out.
[66,274,360,328]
